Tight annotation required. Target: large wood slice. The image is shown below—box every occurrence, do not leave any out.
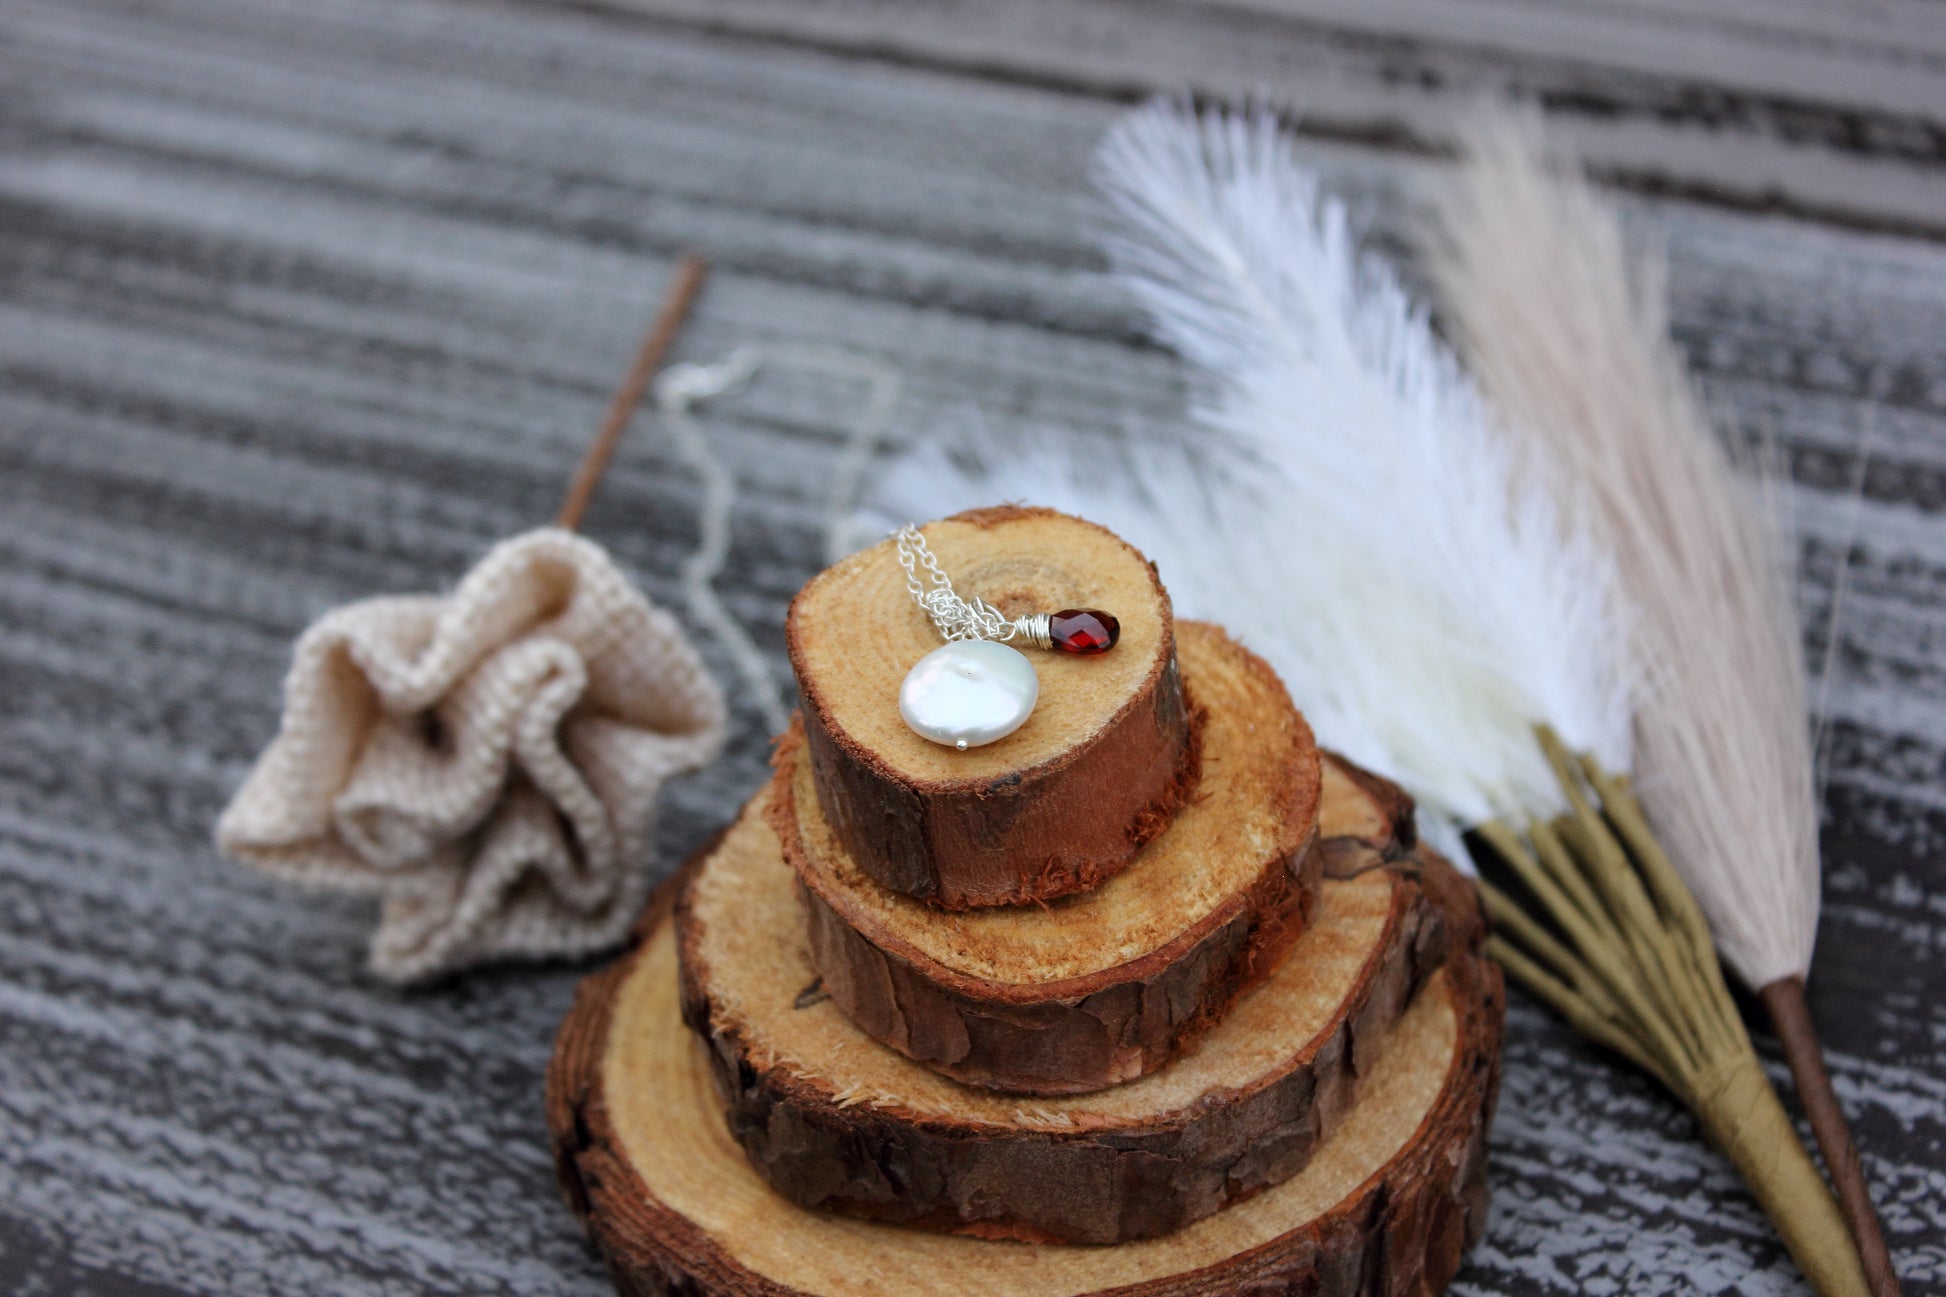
[771,621,1324,1094]
[667,769,1489,1246]
[787,507,1194,908]
[546,826,1502,1297]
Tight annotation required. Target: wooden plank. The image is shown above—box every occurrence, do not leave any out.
[585,0,1946,238]
[1220,0,1946,111]
[0,0,1939,1294]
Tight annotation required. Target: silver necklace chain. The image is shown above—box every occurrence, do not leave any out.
[894,525,1051,649]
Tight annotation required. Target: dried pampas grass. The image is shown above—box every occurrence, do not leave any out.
[1429,107,1895,1297]
[1091,106,1635,843]
[1426,110,1816,990]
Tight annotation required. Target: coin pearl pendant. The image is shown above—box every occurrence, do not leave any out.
[899,640,1040,750]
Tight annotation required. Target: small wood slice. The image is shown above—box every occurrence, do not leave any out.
[667,771,1489,1246]
[547,828,1502,1297]
[771,621,1323,1094]
[787,507,1194,908]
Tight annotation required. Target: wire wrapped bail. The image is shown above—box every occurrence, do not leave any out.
[1012,612,1052,651]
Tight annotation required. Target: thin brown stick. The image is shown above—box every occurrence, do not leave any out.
[1761,978,1902,1297]
[556,254,711,532]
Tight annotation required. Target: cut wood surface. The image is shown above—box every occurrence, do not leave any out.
[789,507,1194,907]
[551,837,1501,1292]
[774,620,1323,1093]
[675,765,1471,1244]
[5,0,1943,1292]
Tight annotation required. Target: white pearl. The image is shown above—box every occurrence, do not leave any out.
[899,640,1039,750]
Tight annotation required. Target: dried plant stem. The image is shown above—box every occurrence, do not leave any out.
[1483,730,1869,1297]
[557,254,710,532]
[1762,977,1902,1297]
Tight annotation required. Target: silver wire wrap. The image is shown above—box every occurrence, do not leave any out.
[895,524,1048,647]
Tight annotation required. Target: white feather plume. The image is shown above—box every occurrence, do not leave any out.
[858,101,1634,854]
[1425,109,1818,987]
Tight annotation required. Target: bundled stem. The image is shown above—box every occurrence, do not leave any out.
[1481,729,1869,1297]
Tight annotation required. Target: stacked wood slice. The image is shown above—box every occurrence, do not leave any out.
[548,508,1505,1297]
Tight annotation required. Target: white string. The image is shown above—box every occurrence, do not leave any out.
[654,348,788,738]
[742,344,902,566]
[653,344,904,738]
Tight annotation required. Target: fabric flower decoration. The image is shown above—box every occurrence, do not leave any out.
[217,527,727,982]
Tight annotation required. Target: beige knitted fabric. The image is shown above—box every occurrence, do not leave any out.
[216,528,727,982]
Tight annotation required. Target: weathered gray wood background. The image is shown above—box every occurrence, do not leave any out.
[2,0,1942,1292]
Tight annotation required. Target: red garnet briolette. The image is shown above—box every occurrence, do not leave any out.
[1049,609,1119,656]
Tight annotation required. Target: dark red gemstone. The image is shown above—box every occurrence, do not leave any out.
[1049,609,1119,655]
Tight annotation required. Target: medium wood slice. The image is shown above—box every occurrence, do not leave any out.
[546,830,1502,1297]
[772,621,1324,1094]
[667,767,1491,1246]
[787,507,1194,908]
